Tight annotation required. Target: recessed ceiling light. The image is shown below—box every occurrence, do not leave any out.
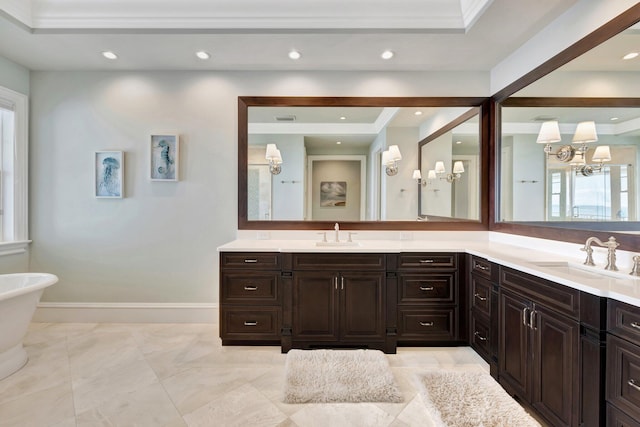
[289,50,301,60]
[381,50,394,60]
[610,117,619,121]
[336,141,342,145]
[340,116,346,120]
[622,52,639,60]
[456,141,462,145]
[102,51,118,60]
[414,111,423,116]
[196,51,210,60]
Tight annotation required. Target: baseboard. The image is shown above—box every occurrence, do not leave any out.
[33,302,219,323]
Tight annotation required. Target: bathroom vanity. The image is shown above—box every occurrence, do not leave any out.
[218,239,640,427]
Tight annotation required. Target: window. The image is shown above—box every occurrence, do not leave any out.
[0,85,28,252]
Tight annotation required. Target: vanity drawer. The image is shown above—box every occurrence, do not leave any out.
[470,275,491,317]
[470,255,492,279]
[397,308,457,342]
[291,253,385,271]
[607,403,640,427]
[397,253,457,270]
[470,313,491,361]
[398,273,456,304]
[221,271,280,304]
[221,307,281,339]
[609,300,640,346]
[220,252,281,270]
[607,334,640,420]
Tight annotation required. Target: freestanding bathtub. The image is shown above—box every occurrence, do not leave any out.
[0,273,58,380]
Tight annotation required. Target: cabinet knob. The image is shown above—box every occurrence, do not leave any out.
[419,286,434,291]
[419,321,434,327]
[474,293,487,301]
[474,263,489,271]
[244,321,258,326]
[244,285,258,291]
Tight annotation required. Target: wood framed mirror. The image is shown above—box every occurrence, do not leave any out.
[238,96,490,230]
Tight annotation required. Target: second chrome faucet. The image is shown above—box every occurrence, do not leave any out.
[582,236,619,271]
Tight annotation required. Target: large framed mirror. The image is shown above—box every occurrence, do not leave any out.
[493,5,640,251]
[239,97,489,230]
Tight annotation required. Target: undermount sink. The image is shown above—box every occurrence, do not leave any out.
[529,261,622,281]
[315,241,362,247]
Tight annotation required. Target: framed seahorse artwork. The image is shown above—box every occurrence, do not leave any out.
[150,134,179,181]
[95,151,124,198]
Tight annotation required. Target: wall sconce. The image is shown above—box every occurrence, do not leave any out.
[412,169,422,184]
[382,145,402,176]
[413,169,439,187]
[537,120,598,162]
[265,143,283,175]
[434,160,465,183]
[575,145,611,176]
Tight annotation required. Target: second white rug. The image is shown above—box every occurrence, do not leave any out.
[283,349,403,404]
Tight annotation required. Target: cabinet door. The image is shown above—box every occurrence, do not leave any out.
[532,305,579,427]
[499,289,531,401]
[340,271,386,342]
[292,271,339,342]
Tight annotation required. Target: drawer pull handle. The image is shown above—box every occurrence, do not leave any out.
[244,321,258,326]
[244,259,258,263]
[419,259,434,264]
[628,379,640,392]
[631,322,640,330]
[420,286,434,291]
[474,331,487,341]
[474,293,487,301]
[474,263,489,271]
[244,285,258,291]
[419,321,434,327]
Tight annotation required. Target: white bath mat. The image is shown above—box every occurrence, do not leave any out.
[416,370,541,427]
[283,349,403,404]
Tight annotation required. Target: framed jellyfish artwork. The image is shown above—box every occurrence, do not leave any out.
[94,151,124,198]
[150,134,179,181]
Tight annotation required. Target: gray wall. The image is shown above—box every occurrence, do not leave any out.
[28,70,487,303]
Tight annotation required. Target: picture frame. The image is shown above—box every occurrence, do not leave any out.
[320,181,347,207]
[150,134,179,181]
[95,151,124,198]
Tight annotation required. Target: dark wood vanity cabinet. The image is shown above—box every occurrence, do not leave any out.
[394,252,464,345]
[467,255,499,377]
[606,300,640,426]
[286,253,393,353]
[219,252,283,344]
[498,267,580,427]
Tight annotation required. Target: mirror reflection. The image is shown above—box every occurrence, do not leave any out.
[247,105,482,222]
[500,105,639,230]
[419,108,480,220]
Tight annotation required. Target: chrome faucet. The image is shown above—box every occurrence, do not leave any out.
[334,223,340,242]
[582,236,619,271]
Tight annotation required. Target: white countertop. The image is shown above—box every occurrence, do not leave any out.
[218,238,640,307]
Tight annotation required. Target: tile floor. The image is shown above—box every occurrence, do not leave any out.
[0,323,489,426]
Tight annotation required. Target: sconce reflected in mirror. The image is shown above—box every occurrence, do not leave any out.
[265,143,283,175]
[536,120,599,163]
[434,160,465,183]
[575,144,611,176]
[413,169,440,187]
[382,145,402,176]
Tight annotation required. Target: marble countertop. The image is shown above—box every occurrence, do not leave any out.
[218,238,640,307]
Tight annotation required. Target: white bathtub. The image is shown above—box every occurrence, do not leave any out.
[0,273,58,380]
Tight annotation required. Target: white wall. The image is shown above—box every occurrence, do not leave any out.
[511,135,545,221]
[28,70,488,303]
[270,135,305,220]
[384,127,420,220]
[421,131,454,217]
[490,0,639,94]
[0,55,29,95]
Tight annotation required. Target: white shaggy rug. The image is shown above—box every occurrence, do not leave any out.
[416,371,541,427]
[283,349,403,404]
